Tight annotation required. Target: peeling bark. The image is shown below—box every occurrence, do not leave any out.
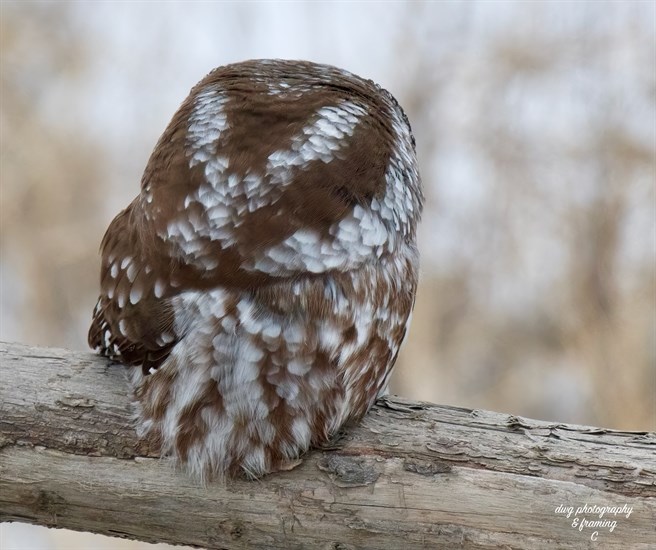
[1,341,654,549]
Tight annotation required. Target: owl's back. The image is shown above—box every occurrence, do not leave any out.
[89,59,422,479]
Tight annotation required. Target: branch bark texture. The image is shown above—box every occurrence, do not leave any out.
[0,341,654,549]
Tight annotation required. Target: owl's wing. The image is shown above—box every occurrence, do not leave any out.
[89,203,179,373]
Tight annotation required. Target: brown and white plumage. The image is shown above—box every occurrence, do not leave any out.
[89,59,422,479]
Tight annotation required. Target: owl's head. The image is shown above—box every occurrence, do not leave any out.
[144,60,422,257]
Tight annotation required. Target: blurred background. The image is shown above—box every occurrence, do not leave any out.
[1,1,654,548]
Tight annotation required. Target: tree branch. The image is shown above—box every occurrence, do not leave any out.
[0,341,654,549]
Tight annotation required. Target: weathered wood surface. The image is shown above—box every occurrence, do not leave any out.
[0,340,654,549]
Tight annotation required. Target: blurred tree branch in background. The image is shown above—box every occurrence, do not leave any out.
[388,2,655,432]
[1,3,108,347]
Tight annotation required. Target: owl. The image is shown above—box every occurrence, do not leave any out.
[89,59,422,480]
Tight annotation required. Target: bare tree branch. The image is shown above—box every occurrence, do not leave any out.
[0,341,654,549]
